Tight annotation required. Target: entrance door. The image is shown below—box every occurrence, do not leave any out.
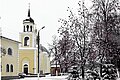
[24,64,28,75]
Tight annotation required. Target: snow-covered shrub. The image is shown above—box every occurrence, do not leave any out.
[102,64,118,80]
[86,69,100,80]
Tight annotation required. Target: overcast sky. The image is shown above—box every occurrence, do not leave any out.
[0,0,92,49]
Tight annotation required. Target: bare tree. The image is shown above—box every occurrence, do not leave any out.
[48,35,59,75]
[90,0,120,79]
[58,1,91,79]
[58,28,76,73]
[0,47,6,57]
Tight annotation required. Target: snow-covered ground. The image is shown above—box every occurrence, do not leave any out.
[14,75,68,80]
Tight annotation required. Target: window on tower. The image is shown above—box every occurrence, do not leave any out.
[24,37,29,46]
[26,25,29,31]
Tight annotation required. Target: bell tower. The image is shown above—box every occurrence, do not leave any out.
[19,4,37,48]
[19,4,37,74]
[23,3,35,33]
[19,4,50,75]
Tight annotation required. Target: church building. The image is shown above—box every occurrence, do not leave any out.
[1,36,20,77]
[19,6,50,75]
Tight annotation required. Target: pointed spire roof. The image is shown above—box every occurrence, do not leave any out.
[23,3,34,24]
[28,3,30,17]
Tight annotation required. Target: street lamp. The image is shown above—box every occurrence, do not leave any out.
[38,26,45,76]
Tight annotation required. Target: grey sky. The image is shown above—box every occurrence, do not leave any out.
[0,0,92,49]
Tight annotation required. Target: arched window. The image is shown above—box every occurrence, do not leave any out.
[8,48,12,55]
[30,26,32,32]
[6,64,9,72]
[10,64,13,72]
[24,37,29,46]
[26,25,29,31]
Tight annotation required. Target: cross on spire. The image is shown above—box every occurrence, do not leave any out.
[29,3,30,9]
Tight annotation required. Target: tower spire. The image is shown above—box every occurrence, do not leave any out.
[28,3,30,17]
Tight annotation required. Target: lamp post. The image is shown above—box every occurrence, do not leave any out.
[38,26,45,78]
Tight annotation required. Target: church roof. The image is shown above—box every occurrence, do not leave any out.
[40,44,50,56]
[23,5,34,24]
[0,36,20,43]
[23,17,34,24]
